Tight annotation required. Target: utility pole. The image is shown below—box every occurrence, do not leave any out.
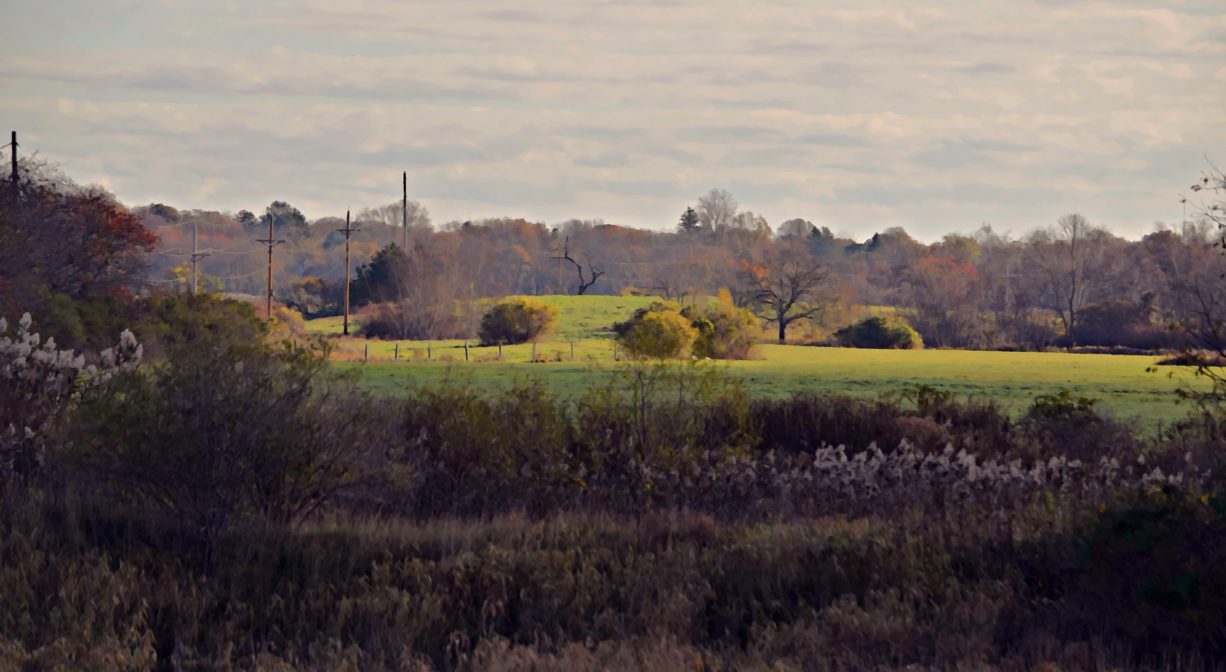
[256,214,286,320]
[190,220,211,294]
[9,131,17,195]
[402,171,408,251]
[334,209,361,335]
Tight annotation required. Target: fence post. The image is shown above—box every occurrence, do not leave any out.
[427,342,432,360]
[364,343,369,363]
[394,342,399,361]
[498,341,503,360]
[464,341,470,361]
[570,341,575,361]
[531,341,536,362]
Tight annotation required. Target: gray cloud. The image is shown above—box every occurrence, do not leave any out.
[0,0,1222,240]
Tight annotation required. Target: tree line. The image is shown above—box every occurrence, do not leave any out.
[137,182,1226,350]
[4,154,1223,352]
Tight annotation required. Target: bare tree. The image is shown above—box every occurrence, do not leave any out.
[651,261,703,304]
[777,218,815,239]
[1189,159,1226,235]
[552,236,605,295]
[1166,161,1226,398]
[697,188,738,234]
[742,249,828,343]
[1026,213,1107,344]
[356,200,431,231]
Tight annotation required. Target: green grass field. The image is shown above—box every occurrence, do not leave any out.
[311,295,1208,431]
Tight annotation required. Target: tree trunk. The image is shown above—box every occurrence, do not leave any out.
[778,319,787,344]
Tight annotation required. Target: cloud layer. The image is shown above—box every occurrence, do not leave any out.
[2,0,1223,239]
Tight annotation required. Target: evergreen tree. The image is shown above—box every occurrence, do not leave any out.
[677,206,700,234]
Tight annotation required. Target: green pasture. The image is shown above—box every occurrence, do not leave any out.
[307,294,661,342]
[310,295,1209,431]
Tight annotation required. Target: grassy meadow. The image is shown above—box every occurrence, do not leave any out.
[311,295,1206,429]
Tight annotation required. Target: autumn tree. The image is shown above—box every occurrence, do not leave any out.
[904,255,981,347]
[0,162,156,347]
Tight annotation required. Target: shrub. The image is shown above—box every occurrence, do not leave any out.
[616,301,758,360]
[1071,299,1171,350]
[66,328,379,555]
[687,302,760,360]
[478,297,557,345]
[835,316,923,349]
[1,313,140,483]
[1019,389,1139,462]
[361,301,466,340]
[133,293,266,361]
[615,305,698,359]
[1067,486,1226,657]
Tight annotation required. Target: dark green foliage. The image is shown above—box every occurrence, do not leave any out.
[677,206,700,233]
[260,200,309,235]
[478,297,558,345]
[352,243,410,306]
[835,316,924,349]
[1070,487,1226,657]
[283,276,343,318]
[1070,299,1171,350]
[235,208,258,229]
[131,292,267,360]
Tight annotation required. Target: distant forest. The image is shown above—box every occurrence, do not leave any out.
[140,183,1225,350]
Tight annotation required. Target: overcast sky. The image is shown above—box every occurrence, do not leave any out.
[2,1,1223,240]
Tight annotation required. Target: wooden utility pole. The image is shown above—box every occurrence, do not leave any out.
[402,171,408,251]
[334,210,360,335]
[9,131,17,195]
[190,220,211,294]
[256,214,285,320]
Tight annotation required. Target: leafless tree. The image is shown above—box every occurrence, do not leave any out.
[777,218,815,239]
[356,200,432,231]
[742,249,828,343]
[697,188,738,234]
[1189,159,1226,237]
[1164,161,1226,398]
[1026,213,1107,344]
[552,236,604,295]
